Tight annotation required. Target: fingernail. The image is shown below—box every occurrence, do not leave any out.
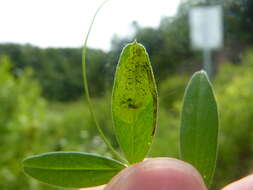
[105,158,207,190]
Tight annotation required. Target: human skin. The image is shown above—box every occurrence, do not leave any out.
[81,158,253,190]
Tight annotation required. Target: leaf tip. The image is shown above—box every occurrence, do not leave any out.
[190,70,212,86]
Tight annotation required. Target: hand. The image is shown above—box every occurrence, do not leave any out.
[81,158,253,190]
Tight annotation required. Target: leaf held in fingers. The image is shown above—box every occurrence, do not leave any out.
[23,152,126,188]
[112,41,158,164]
[180,71,219,187]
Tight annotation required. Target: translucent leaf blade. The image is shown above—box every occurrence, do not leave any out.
[112,42,158,164]
[23,152,126,188]
[180,71,219,187]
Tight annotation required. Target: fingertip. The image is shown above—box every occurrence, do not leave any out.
[222,174,253,190]
[105,158,207,190]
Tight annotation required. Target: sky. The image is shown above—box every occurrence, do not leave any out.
[0,0,181,50]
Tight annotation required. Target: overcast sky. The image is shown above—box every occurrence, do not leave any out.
[0,0,181,50]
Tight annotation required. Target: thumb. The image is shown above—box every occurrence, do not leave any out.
[104,158,207,190]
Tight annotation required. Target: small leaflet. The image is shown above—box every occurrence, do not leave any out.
[180,71,219,187]
[23,152,126,188]
[112,41,158,164]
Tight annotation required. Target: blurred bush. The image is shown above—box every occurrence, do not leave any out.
[0,56,47,190]
[44,94,118,156]
[149,75,188,158]
[212,50,253,189]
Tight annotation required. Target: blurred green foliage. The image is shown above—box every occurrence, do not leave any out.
[0,56,47,190]
[1,50,253,190]
[0,44,108,101]
[212,50,253,189]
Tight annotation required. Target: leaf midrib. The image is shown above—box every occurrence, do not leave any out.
[194,75,202,167]
[24,166,122,171]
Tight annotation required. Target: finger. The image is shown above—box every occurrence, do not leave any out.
[222,174,253,190]
[104,157,207,190]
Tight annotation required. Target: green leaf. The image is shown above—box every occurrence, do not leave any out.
[180,71,219,187]
[112,41,158,164]
[23,152,126,188]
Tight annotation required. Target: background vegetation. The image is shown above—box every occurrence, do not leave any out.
[0,0,253,189]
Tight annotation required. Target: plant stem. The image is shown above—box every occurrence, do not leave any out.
[81,0,127,164]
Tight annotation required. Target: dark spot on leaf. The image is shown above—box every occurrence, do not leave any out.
[128,103,141,109]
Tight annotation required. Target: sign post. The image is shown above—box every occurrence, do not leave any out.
[189,5,223,78]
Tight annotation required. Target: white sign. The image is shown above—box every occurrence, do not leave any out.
[189,6,223,50]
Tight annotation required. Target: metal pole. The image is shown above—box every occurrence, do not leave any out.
[203,49,212,79]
